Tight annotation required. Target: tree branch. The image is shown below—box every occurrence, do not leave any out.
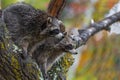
[72,12,120,49]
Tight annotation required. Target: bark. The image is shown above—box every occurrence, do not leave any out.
[1,1,120,80]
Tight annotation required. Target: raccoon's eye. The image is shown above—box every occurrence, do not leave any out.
[49,29,60,35]
[65,44,73,50]
[47,17,52,23]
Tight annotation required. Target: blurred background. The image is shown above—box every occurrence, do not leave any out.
[1,0,120,80]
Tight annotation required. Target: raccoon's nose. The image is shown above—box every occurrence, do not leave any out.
[68,49,78,54]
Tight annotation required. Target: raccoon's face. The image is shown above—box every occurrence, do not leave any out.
[62,29,81,54]
[47,17,65,39]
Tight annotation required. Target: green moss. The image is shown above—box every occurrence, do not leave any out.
[11,55,21,80]
[48,53,74,79]
[0,42,5,49]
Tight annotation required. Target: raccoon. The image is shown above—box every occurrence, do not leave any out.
[2,2,79,80]
[2,3,65,54]
[29,34,78,80]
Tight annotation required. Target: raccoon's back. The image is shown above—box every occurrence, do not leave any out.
[2,3,49,42]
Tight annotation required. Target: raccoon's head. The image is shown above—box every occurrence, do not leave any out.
[46,16,66,39]
[62,29,81,54]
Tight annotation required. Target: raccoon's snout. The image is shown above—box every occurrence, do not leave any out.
[55,32,64,39]
[68,49,78,54]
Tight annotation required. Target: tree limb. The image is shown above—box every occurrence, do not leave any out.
[72,12,120,49]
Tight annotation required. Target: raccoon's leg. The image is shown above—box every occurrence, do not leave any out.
[39,62,49,80]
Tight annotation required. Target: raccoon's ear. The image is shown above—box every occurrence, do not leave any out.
[47,17,52,24]
[60,22,65,32]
